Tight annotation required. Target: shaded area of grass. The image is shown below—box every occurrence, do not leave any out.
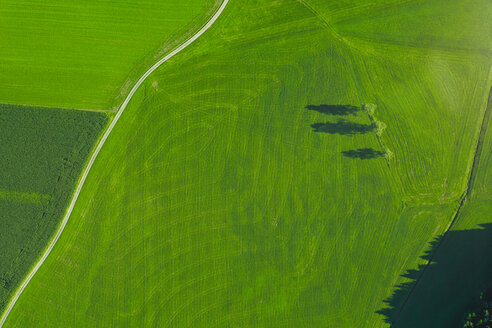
[311,119,374,135]
[342,148,385,159]
[377,223,492,328]
[306,104,360,116]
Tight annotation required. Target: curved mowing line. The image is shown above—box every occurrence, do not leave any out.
[0,1,228,326]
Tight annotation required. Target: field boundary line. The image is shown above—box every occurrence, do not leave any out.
[393,72,492,323]
[0,0,229,326]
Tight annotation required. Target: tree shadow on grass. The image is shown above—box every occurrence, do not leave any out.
[377,223,492,328]
[342,148,385,159]
[311,119,373,135]
[306,104,361,116]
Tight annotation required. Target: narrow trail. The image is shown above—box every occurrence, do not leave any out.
[0,1,229,326]
[393,82,492,323]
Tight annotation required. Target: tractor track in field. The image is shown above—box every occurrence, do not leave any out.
[0,0,229,326]
[393,82,492,323]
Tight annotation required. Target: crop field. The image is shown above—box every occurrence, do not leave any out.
[0,104,107,312]
[1,0,491,327]
[0,0,219,110]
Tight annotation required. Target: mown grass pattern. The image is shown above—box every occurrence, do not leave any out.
[0,0,219,110]
[2,0,492,327]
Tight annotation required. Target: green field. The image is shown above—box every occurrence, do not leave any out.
[2,0,492,327]
[0,0,218,110]
[0,104,107,311]
[385,88,492,328]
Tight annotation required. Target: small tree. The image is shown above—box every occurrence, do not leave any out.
[363,103,377,116]
[384,148,394,160]
[373,121,387,137]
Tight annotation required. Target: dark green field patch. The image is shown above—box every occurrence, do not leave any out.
[0,104,107,309]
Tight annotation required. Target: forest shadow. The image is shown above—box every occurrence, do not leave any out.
[377,223,492,328]
[306,104,360,116]
[311,119,373,135]
[342,148,385,159]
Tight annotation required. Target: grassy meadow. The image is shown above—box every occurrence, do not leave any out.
[0,105,108,311]
[0,0,219,110]
[385,88,492,328]
[2,0,492,327]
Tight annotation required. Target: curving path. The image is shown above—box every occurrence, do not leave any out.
[0,0,229,326]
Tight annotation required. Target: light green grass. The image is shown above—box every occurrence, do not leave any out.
[3,0,491,327]
[0,0,219,110]
[332,0,492,53]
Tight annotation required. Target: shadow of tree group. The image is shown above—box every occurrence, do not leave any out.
[310,119,374,135]
[306,104,360,116]
[377,223,492,328]
[307,104,389,160]
[342,148,385,159]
